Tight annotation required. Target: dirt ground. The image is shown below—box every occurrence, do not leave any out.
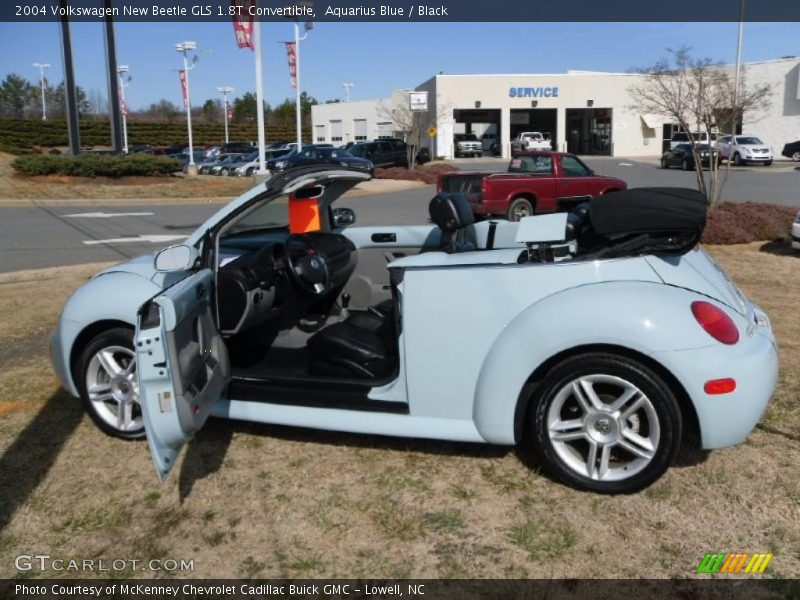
[0,244,798,580]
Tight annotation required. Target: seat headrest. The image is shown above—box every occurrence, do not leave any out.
[429,193,475,232]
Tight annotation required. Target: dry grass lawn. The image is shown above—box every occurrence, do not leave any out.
[0,244,798,580]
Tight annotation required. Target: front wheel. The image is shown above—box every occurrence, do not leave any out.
[681,158,691,171]
[507,197,534,222]
[660,157,668,169]
[764,161,772,167]
[530,352,682,493]
[792,151,800,162]
[77,327,145,440]
[733,153,742,166]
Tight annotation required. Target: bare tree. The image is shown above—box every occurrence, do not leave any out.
[378,95,445,169]
[629,46,772,206]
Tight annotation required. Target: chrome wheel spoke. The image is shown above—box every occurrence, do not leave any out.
[97,350,124,377]
[619,396,646,421]
[117,399,134,431]
[619,431,655,459]
[586,441,599,479]
[598,444,612,479]
[577,379,604,410]
[549,418,586,442]
[609,386,639,414]
[89,390,114,403]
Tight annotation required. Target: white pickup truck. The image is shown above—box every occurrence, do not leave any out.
[453,133,483,158]
[511,131,552,154]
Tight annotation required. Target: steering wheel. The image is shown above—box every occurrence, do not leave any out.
[284,234,330,296]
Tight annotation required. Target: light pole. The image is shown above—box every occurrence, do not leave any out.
[175,41,199,172]
[216,86,234,145]
[292,22,311,151]
[732,0,745,134]
[117,65,131,154]
[341,82,353,102]
[33,63,50,121]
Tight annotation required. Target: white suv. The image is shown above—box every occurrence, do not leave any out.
[718,135,773,166]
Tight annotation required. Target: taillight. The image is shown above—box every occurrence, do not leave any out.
[691,301,739,345]
[481,179,491,194]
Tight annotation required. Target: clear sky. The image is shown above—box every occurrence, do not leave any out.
[0,21,797,110]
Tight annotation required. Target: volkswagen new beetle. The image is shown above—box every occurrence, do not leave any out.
[50,166,778,493]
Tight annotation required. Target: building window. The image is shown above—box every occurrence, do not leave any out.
[330,120,343,142]
[353,118,367,141]
[376,121,393,139]
[314,124,326,143]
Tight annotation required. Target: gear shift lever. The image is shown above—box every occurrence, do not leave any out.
[340,292,351,319]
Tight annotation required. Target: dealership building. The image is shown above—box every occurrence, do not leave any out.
[311,56,800,159]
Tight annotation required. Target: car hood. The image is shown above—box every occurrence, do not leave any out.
[646,248,753,319]
[95,253,159,282]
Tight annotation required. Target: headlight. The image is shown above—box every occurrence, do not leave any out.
[275,161,287,169]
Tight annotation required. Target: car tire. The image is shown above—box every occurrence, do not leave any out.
[681,158,691,171]
[792,151,800,162]
[221,168,229,176]
[77,327,145,440]
[246,167,255,176]
[507,197,534,222]
[530,352,682,494]
[764,161,772,167]
[733,153,742,166]
[660,157,668,169]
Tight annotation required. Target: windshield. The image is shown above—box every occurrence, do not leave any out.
[736,136,763,145]
[456,134,479,141]
[242,151,259,161]
[509,155,553,173]
[225,194,289,236]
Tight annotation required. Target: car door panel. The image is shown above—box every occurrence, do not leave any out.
[136,268,230,481]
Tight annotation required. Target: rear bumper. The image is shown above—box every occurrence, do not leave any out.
[651,320,778,449]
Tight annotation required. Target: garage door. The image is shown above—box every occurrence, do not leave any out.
[330,120,343,142]
[377,122,393,139]
[354,119,367,141]
[314,124,326,143]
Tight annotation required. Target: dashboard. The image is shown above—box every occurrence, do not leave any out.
[216,229,357,335]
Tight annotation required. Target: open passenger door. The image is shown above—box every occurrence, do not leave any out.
[135,268,230,481]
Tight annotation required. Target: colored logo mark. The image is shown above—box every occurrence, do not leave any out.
[696,552,773,574]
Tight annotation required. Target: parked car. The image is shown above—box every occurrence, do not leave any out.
[438,152,627,221]
[718,135,773,166]
[511,132,552,154]
[669,131,720,150]
[453,133,483,158]
[177,151,207,172]
[792,211,800,252]
[661,143,717,171]
[267,146,373,174]
[209,153,245,176]
[49,169,777,493]
[127,144,153,154]
[347,139,425,168]
[197,153,231,175]
[781,140,800,162]
[230,149,292,177]
[480,132,498,153]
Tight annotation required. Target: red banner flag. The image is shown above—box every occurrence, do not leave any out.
[231,0,255,51]
[226,102,233,120]
[178,70,188,108]
[285,42,297,89]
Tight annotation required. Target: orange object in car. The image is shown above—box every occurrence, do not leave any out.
[288,196,321,233]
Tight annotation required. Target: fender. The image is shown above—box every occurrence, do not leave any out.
[472,281,716,445]
[55,271,162,395]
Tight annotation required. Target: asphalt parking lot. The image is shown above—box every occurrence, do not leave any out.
[0,156,797,273]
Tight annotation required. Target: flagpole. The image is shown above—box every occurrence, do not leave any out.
[294,22,302,151]
[254,19,267,174]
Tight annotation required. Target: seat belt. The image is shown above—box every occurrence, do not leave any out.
[486,221,498,250]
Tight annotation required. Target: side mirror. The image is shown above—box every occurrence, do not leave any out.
[332,207,356,228]
[154,244,197,272]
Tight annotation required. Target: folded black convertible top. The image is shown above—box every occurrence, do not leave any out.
[589,187,707,237]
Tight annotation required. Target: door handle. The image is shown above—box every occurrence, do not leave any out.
[371,233,397,243]
[196,283,205,299]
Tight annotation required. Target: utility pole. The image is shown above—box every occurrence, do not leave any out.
[59,0,81,155]
[33,63,50,120]
[117,65,131,154]
[175,41,199,173]
[341,82,353,102]
[216,86,234,145]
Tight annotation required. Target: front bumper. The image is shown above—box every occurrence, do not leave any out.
[791,222,800,249]
[651,311,778,449]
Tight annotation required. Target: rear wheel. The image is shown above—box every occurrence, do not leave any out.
[660,157,668,169]
[507,197,534,222]
[530,352,681,493]
[77,327,144,440]
[792,151,800,162]
[246,167,255,176]
[764,161,772,167]
[681,158,691,171]
[733,153,742,166]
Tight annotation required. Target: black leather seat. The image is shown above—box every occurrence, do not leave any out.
[347,298,394,334]
[429,193,477,253]
[308,320,394,379]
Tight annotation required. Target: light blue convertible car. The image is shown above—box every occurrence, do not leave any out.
[50,166,778,493]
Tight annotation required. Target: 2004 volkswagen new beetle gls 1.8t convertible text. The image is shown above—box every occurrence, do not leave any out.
[49,166,778,493]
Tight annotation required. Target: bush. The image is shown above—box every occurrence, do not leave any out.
[702,202,797,245]
[374,163,458,185]
[11,153,181,178]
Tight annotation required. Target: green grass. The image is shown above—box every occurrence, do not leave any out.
[506,519,578,561]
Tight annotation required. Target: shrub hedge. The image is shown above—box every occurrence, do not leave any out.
[0,119,308,153]
[11,153,181,177]
[703,202,797,245]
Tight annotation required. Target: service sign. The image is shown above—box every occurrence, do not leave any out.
[409,91,428,111]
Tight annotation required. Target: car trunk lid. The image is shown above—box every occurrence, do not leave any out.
[646,248,754,320]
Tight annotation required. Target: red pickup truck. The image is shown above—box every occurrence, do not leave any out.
[437,152,627,221]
